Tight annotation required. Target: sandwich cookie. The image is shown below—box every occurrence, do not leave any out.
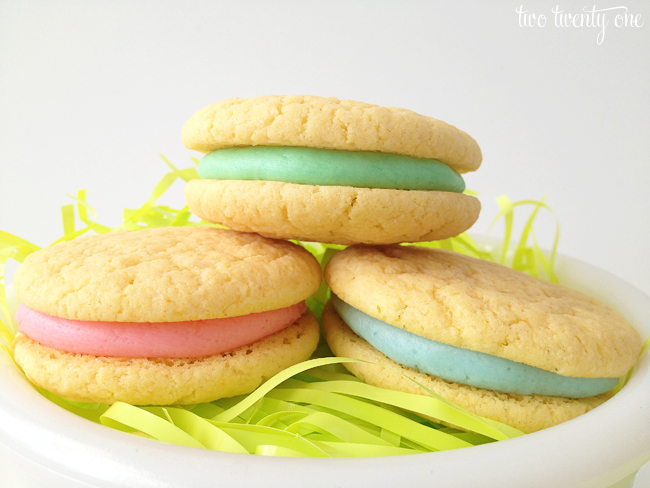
[182,95,482,245]
[12,226,322,405]
[322,245,642,433]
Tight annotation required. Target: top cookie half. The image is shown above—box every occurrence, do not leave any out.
[181,95,481,174]
[325,245,642,379]
[13,226,322,322]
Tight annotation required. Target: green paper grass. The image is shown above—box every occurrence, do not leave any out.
[0,156,638,457]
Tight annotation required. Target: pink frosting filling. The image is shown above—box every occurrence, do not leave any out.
[15,302,307,358]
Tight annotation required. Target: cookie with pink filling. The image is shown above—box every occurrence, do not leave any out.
[12,226,322,405]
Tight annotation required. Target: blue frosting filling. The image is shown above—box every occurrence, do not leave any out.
[331,295,617,398]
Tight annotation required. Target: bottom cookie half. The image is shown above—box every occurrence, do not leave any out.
[185,179,480,245]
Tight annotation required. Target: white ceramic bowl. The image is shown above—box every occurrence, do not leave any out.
[0,253,649,488]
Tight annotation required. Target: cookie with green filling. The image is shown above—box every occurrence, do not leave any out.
[182,95,481,245]
[322,245,642,433]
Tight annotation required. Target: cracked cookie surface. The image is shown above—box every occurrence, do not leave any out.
[185,180,480,245]
[325,245,641,378]
[181,95,482,174]
[13,226,322,322]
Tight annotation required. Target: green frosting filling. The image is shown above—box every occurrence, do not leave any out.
[197,146,466,192]
[331,295,618,399]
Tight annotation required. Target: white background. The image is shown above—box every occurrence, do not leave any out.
[1,0,649,485]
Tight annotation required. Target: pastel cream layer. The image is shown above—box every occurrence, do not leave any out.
[15,301,307,358]
[197,146,467,193]
[331,295,618,398]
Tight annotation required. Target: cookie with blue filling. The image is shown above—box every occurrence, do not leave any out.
[322,245,642,433]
